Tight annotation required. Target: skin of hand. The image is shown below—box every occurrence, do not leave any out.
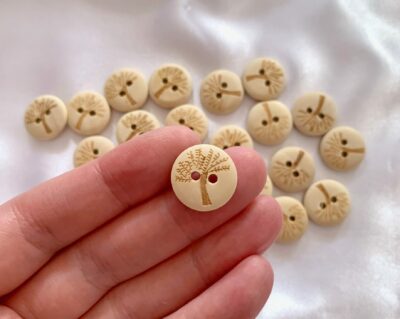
[0,126,282,319]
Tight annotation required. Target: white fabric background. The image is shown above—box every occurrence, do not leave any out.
[0,0,399,318]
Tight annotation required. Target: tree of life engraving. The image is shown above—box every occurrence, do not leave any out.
[75,140,100,167]
[154,67,189,99]
[323,132,365,169]
[295,95,334,133]
[175,148,230,206]
[122,112,156,141]
[254,102,290,142]
[214,129,250,149]
[245,59,284,96]
[171,107,205,134]
[25,98,58,134]
[105,71,138,106]
[280,204,307,241]
[202,74,242,111]
[70,95,106,130]
[272,150,310,187]
[315,183,349,223]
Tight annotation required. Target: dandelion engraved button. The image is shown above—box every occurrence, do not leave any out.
[304,179,351,226]
[74,136,114,168]
[24,95,67,140]
[211,125,253,149]
[171,144,238,212]
[260,175,273,196]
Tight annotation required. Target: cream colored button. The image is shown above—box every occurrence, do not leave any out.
[24,95,67,140]
[149,64,192,109]
[116,110,160,144]
[260,175,273,196]
[74,136,114,168]
[320,126,366,171]
[104,68,148,112]
[243,57,286,101]
[304,179,351,226]
[211,125,253,150]
[247,101,292,145]
[275,196,308,243]
[165,104,208,141]
[292,92,337,136]
[200,70,244,114]
[67,91,111,136]
[171,144,237,212]
[270,147,315,193]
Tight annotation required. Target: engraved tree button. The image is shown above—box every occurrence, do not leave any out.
[104,68,148,112]
[171,144,238,212]
[73,136,114,168]
[260,175,274,196]
[320,126,366,171]
[24,95,68,140]
[304,179,351,226]
[270,147,315,193]
[149,64,192,109]
[275,196,308,243]
[165,104,208,141]
[242,57,286,101]
[292,92,337,136]
[67,91,111,136]
[200,70,244,115]
[247,101,293,145]
[116,110,160,144]
[211,125,253,149]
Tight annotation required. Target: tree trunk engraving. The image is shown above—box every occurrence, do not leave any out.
[122,112,156,142]
[25,98,58,135]
[254,102,290,142]
[155,66,189,99]
[69,94,106,131]
[105,70,138,106]
[200,173,212,205]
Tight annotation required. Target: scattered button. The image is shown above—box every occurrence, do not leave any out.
[211,125,253,149]
[260,175,274,196]
[73,135,114,167]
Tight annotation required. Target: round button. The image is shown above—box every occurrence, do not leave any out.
[67,91,111,136]
[270,147,315,193]
[171,144,238,212]
[260,175,273,196]
[211,125,253,150]
[242,57,286,101]
[104,68,148,112]
[149,64,192,109]
[304,179,351,226]
[247,101,292,145]
[116,110,160,144]
[74,136,114,168]
[165,104,208,141]
[24,95,67,140]
[292,92,337,136]
[200,70,244,115]
[320,126,366,171]
[275,196,308,243]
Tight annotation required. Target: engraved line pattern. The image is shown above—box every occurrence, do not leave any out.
[254,102,290,142]
[271,150,310,187]
[213,128,250,149]
[296,95,334,133]
[105,71,138,106]
[25,98,58,134]
[75,140,99,167]
[314,183,349,223]
[122,113,156,141]
[280,204,307,241]
[69,95,106,130]
[245,59,284,96]
[170,107,206,134]
[155,67,189,98]
[202,74,241,111]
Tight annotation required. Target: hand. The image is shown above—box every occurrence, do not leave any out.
[0,126,281,319]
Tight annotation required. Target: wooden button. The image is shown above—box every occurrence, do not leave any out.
[165,104,208,141]
[211,125,253,150]
[200,70,244,114]
[275,196,308,243]
[292,92,337,136]
[104,68,148,112]
[260,175,273,196]
[74,136,114,168]
[304,179,351,226]
[116,110,160,144]
[247,101,292,145]
[243,57,286,101]
[171,144,237,212]
[24,95,67,140]
[67,91,111,136]
[270,147,315,193]
[320,126,366,171]
[149,64,192,109]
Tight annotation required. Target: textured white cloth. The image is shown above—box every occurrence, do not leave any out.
[0,0,399,318]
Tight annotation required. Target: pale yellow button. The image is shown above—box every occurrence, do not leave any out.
[67,91,111,136]
[243,57,286,101]
[200,70,244,114]
[292,92,337,136]
[304,179,351,226]
[275,196,308,243]
[247,101,292,145]
[104,68,148,112]
[270,147,315,193]
[149,64,192,109]
[116,110,160,144]
[74,136,114,168]
[165,104,208,141]
[320,126,366,171]
[260,175,273,196]
[171,144,238,212]
[24,95,67,140]
[211,125,253,150]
